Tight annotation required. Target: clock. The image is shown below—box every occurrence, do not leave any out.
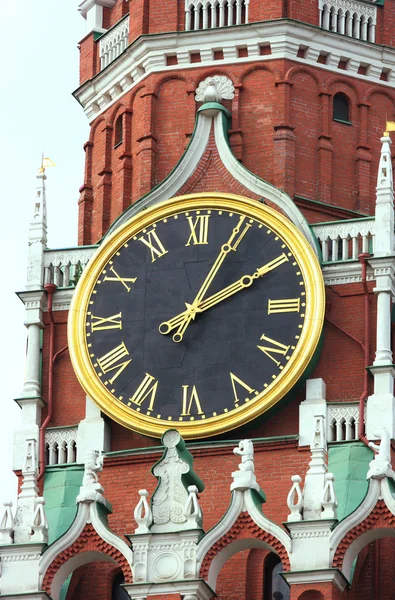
[68,193,325,439]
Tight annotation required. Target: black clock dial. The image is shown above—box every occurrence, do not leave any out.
[85,208,307,425]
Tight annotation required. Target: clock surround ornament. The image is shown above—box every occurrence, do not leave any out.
[68,193,325,439]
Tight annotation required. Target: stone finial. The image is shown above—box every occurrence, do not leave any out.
[18,438,39,499]
[184,485,203,529]
[374,133,395,255]
[77,449,105,504]
[30,498,48,543]
[302,415,328,520]
[150,430,204,533]
[27,172,48,290]
[195,75,235,103]
[287,476,303,522]
[0,502,14,544]
[321,473,338,519]
[367,428,395,480]
[231,439,261,493]
[134,490,153,534]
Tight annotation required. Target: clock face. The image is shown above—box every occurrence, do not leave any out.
[69,194,324,439]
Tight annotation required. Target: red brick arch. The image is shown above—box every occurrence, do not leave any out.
[42,523,133,593]
[199,511,290,579]
[332,499,395,569]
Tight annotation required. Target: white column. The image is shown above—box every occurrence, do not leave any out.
[76,397,110,463]
[22,324,41,398]
[299,379,327,446]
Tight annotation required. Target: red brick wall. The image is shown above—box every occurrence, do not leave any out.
[77,60,395,244]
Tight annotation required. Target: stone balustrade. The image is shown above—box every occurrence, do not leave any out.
[185,0,249,31]
[45,427,78,465]
[327,403,362,442]
[312,217,375,263]
[43,246,97,288]
[99,15,129,70]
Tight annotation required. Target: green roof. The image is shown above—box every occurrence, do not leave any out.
[328,442,373,522]
[44,465,84,545]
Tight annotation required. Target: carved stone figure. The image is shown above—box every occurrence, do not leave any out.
[233,439,255,472]
[82,449,103,486]
[367,428,395,480]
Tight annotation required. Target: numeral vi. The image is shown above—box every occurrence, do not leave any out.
[181,385,203,415]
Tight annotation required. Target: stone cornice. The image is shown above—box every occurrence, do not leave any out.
[74,18,395,123]
[282,568,348,591]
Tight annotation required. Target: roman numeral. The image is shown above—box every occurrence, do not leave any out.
[230,373,257,405]
[138,230,168,262]
[181,385,204,416]
[129,373,158,412]
[91,313,122,332]
[257,334,290,366]
[103,266,137,292]
[268,298,300,314]
[97,342,132,384]
[186,215,210,246]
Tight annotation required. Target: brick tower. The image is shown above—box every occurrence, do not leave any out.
[2,1,395,599]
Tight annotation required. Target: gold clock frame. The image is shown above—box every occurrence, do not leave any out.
[68,193,325,439]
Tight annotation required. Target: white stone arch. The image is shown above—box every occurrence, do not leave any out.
[39,502,134,600]
[207,537,281,591]
[342,528,395,582]
[50,550,119,600]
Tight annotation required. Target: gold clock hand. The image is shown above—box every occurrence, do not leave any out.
[169,215,251,342]
[159,252,290,340]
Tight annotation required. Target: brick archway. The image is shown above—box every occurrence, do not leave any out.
[199,511,290,589]
[333,499,395,579]
[42,523,133,597]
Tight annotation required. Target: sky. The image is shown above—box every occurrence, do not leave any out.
[0,3,88,501]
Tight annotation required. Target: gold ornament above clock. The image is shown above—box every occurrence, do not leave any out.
[68,193,325,439]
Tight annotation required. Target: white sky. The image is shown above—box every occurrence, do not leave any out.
[1,3,88,501]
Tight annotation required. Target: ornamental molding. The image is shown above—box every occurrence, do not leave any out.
[2,553,42,562]
[45,428,77,445]
[318,0,376,19]
[43,247,96,269]
[312,218,375,241]
[282,569,348,592]
[74,19,395,124]
[290,527,332,539]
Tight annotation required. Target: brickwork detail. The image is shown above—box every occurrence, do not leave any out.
[333,500,395,568]
[42,523,133,593]
[199,511,290,578]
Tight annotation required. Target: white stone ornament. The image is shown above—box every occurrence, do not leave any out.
[287,476,303,522]
[184,485,202,529]
[321,473,338,519]
[0,502,14,544]
[134,489,153,534]
[367,428,395,480]
[77,449,105,503]
[195,75,235,103]
[231,439,260,492]
[30,498,48,543]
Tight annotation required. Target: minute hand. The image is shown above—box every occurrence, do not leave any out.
[199,252,289,311]
[159,252,289,336]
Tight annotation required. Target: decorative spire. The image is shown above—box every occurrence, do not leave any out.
[26,169,48,290]
[374,127,395,256]
[150,430,204,533]
[13,439,48,544]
